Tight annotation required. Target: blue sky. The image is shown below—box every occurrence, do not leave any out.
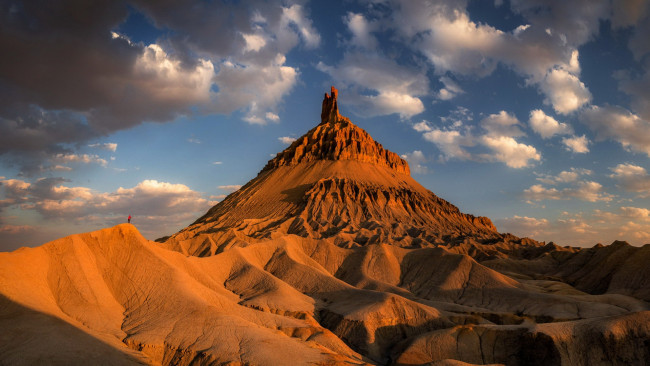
[1,0,650,251]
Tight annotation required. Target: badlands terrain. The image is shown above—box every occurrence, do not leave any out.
[1,88,649,365]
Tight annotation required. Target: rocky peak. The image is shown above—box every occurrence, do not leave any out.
[321,86,341,124]
[262,87,410,174]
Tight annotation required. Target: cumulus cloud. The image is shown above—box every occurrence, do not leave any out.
[528,109,572,138]
[384,0,594,115]
[218,185,243,193]
[562,135,590,153]
[278,136,297,144]
[345,12,378,50]
[0,178,210,221]
[88,143,118,152]
[523,180,611,202]
[317,52,427,118]
[478,135,541,168]
[0,0,320,171]
[535,168,592,185]
[580,105,650,156]
[437,76,464,100]
[400,151,428,174]
[52,154,108,167]
[609,163,650,196]
[413,121,433,132]
[212,55,298,124]
[419,110,540,168]
[481,111,524,138]
[538,68,592,114]
[422,129,475,161]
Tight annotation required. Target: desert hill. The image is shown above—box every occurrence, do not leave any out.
[163,87,503,257]
[1,87,649,365]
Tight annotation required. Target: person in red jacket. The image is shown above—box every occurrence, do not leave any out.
[128,215,131,224]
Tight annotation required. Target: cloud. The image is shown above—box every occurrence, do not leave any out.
[535,168,592,185]
[0,0,320,170]
[218,185,243,193]
[523,180,612,202]
[88,143,118,152]
[422,129,475,161]
[528,109,572,138]
[212,55,298,124]
[383,1,595,114]
[580,105,650,156]
[400,150,428,174]
[212,161,223,165]
[345,12,378,50]
[562,135,590,153]
[538,68,592,114]
[413,121,433,132]
[281,4,321,48]
[419,110,540,168]
[52,154,108,167]
[479,135,541,168]
[481,111,524,138]
[278,136,297,144]
[317,52,427,118]
[437,76,464,100]
[609,163,650,196]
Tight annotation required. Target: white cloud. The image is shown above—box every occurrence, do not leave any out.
[609,163,650,196]
[479,135,541,168]
[523,180,611,202]
[437,76,464,100]
[345,12,378,50]
[412,120,433,132]
[212,55,298,125]
[538,68,592,114]
[52,153,107,167]
[536,168,592,185]
[423,129,474,161]
[278,136,296,144]
[359,91,425,118]
[212,161,223,165]
[0,178,210,227]
[384,1,595,115]
[281,4,321,48]
[420,110,540,168]
[400,150,428,174]
[481,111,524,138]
[619,206,650,219]
[134,44,214,107]
[265,112,280,122]
[242,33,267,52]
[316,52,428,118]
[218,185,242,193]
[528,109,572,138]
[187,138,201,144]
[88,143,118,152]
[562,135,590,153]
[580,105,650,156]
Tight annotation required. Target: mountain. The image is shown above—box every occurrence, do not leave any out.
[1,87,649,366]
[163,87,500,257]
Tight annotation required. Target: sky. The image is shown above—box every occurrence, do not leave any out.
[1,0,650,251]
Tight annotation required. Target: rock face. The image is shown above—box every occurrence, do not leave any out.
[1,87,649,366]
[165,86,499,256]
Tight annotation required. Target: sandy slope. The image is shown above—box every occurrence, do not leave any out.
[2,224,649,365]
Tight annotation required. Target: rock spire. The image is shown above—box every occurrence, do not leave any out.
[321,86,341,124]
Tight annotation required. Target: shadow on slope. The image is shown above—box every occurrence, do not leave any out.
[0,294,148,365]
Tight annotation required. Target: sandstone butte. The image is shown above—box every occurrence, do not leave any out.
[1,87,650,366]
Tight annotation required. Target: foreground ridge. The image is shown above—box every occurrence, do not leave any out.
[1,224,649,365]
